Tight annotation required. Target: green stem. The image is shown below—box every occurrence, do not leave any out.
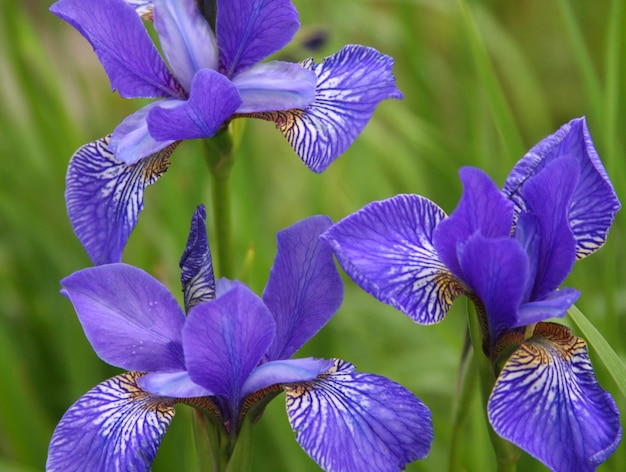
[467,300,520,472]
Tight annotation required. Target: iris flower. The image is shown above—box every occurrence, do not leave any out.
[47,208,433,471]
[322,117,622,471]
[51,0,402,265]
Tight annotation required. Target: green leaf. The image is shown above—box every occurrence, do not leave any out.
[225,415,253,472]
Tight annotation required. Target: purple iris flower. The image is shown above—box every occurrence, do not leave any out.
[47,208,433,472]
[322,117,622,471]
[51,0,402,265]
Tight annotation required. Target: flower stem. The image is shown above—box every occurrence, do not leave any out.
[466,300,520,472]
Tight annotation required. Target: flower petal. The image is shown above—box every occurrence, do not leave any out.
[503,117,621,260]
[488,323,622,471]
[263,216,343,361]
[285,359,433,472]
[255,45,402,173]
[242,357,334,397]
[434,167,514,280]
[50,0,183,99]
[65,136,175,265]
[180,205,215,312]
[217,0,299,77]
[147,68,242,141]
[125,0,153,18]
[233,60,316,113]
[153,0,218,91]
[322,194,463,324]
[47,372,175,472]
[61,264,186,372]
[138,371,212,398]
[517,288,580,327]
[183,283,275,410]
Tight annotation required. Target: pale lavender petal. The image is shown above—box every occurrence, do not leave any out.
[50,0,183,99]
[125,0,153,17]
[285,359,433,472]
[183,283,275,409]
[258,45,402,173]
[153,0,218,91]
[65,136,175,265]
[503,117,621,260]
[517,288,580,327]
[489,323,622,471]
[263,216,343,361]
[242,358,333,397]
[147,68,242,140]
[61,264,186,372]
[322,194,464,324]
[232,61,316,113]
[180,205,215,312]
[46,372,175,472]
[139,371,212,398]
[217,0,299,77]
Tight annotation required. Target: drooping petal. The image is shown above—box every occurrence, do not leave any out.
[50,0,184,99]
[65,136,175,265]
[242,357,334,397]
[61,264,186,372]
[110,101,179,165]
[217,0,299,77]
[147,68,242,141]
[285,359,433,472]
[139,371,212,398]
[232,61,316,113]
[263,216,343,361]
[488,323,622,472]
[434,167,514,280]
[253,45,402,173]
[180,205,215,312]
[517,288,580,327]
[323,194,464,324]
[503,117,621,260]
[458,234,528,341]
[46,372,175,472]
[153,0,218,91]
[183,283,275,410]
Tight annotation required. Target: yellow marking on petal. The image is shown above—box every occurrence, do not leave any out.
[119,372,176,422]
[284,384,311,398]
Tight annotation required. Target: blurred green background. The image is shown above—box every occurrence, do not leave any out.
[1,0,625,470]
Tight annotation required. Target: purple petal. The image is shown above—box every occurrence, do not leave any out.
[232,61,316,113]
[322,194,464,324]
[217,0,299,77]
[285,359,433,472]
[153,0,218,91]
[257,45,402,173]
[458,234,528,340]
[434,167,514,280]
[180,205,215,312]
[517,288,580,327]
[242,357,334,397]
[503,117,621,260]
[110,101,178,165]
[61,264,186,372]
[50,0,183,99]
[183,283,275,411]
[263,216,343,361]
[488,323,622,471]
[147,68,242,140]
[47,372,175,472]
[138,371,212,398]
[65,136,175,265]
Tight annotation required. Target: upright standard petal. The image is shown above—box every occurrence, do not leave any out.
[323,194,464,324]
[50,0,184,99]
[61,264,186,372]
[285,360,433,472]
[488,323,621,471]
[263,216,343,361]
[183,283,275,412]
[180,205,215,312]
[47,372,175,472]
[217,0,299,77]
[65,136,175,265]
[253,45,402,173]
[147,69,242,141]
[503,117,620,260]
